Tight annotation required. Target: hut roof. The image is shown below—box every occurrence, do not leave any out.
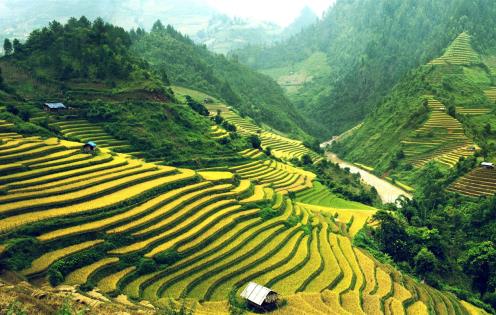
[86,141,97,148]
[240,282,275,306]
[44,103,66,109]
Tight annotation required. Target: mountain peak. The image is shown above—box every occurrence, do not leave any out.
[429,32,481,66]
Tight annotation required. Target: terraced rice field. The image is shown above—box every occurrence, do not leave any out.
[448,167,496,197]
[457,107,492,116]
[402,98,475,168]
[50,119,139,156]
[230,159,315,194]
[296,181,375,211]
[210,125,229,139]
[0,125,484,314]
[484,87,496,103]
[429,32,480,66]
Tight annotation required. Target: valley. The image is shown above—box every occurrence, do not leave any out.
[1,1,496,314]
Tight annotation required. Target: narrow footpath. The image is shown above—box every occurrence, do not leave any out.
[326,152,412,204]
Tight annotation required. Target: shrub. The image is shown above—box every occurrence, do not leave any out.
[154,250,181,265]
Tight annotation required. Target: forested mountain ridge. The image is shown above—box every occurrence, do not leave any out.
[237,0,496,139]
[0,17,253,166]
[132,21,314,139]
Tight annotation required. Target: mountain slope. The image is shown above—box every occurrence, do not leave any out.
[333,32,493,178]
[237,0,496,138]
[132,22,313,139]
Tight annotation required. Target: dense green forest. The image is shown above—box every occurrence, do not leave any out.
[237,0,496,138]
[131,21,313,139]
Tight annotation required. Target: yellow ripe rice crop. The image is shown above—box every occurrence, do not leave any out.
[0,163,156,203]
[0,154,117,186]
[158,225,284,300]
[354,249,376,295]
[11,161,141,194]
[339,236,364,291]
[38,180,208,242]
[124,271,162,299]
[240,185,265,203]
[460,300,488,315]
[98,266,136,293]
[145,204,244,257]
[209,229,305,300]
[0,170,195,232]
[407,301,429,315]
[0,167,172,214]
[106,182,229,235]
[198,171,235,181]
[176,208,259,253]
[231,179,251,194]
[375,268,393,298]
[271,228,319,295]
[341,291,365,315]
[305,222,340,292]
[186,225,299,299]
[177,217,261,253]
[328,234,353,294]
[130,184,234,235]
[65,257,119,285]
[143,218,265,300]
[21,240,104,276]
[110,190,235,254]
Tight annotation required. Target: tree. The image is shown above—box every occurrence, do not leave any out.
[414,247,438,277]
[301,154,313,165]
[3,38,12,55]
[0,67,4,89]
[12,39,22,54]
[249,135,261,149]
[459,241,496,294]
[152,20,166,33]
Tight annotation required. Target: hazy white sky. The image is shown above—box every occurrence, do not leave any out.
[205,0,335,26]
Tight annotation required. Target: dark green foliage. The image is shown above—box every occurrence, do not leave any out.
[221,120,236,132]
[48,268,64,286]
[3,39,13,56]
[13,17,134,80]
[131,22,313,139]
[154,249,181,265]
[414,247,439,277]
[82,100,245,164]
[459,242,496,295]
[260,207,281,221]
[137,258,158,275]
[301,154,313,165]
[1,237,41,271]
[185,95,209,116]
[248,134,261,149]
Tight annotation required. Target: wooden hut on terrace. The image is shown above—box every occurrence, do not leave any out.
[82,141,97,154]
[43,102,66,112]
[240,282,279,311]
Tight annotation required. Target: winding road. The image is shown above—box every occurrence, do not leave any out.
[326,152,412,204]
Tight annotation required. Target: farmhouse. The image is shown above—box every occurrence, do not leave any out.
[240,282,279,310]
[82,141,97,153]
[43,102,67,112]
[481,162,494,169]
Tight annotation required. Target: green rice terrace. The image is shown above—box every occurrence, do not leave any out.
[0,107,486,314]
[401,98,476,168]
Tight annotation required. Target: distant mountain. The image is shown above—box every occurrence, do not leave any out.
[193,15,282,54]
[194,7,319,54]
[0,0,215,43]
[282,6,319,39]
[0,1,320,55]
[236,0,496,139]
